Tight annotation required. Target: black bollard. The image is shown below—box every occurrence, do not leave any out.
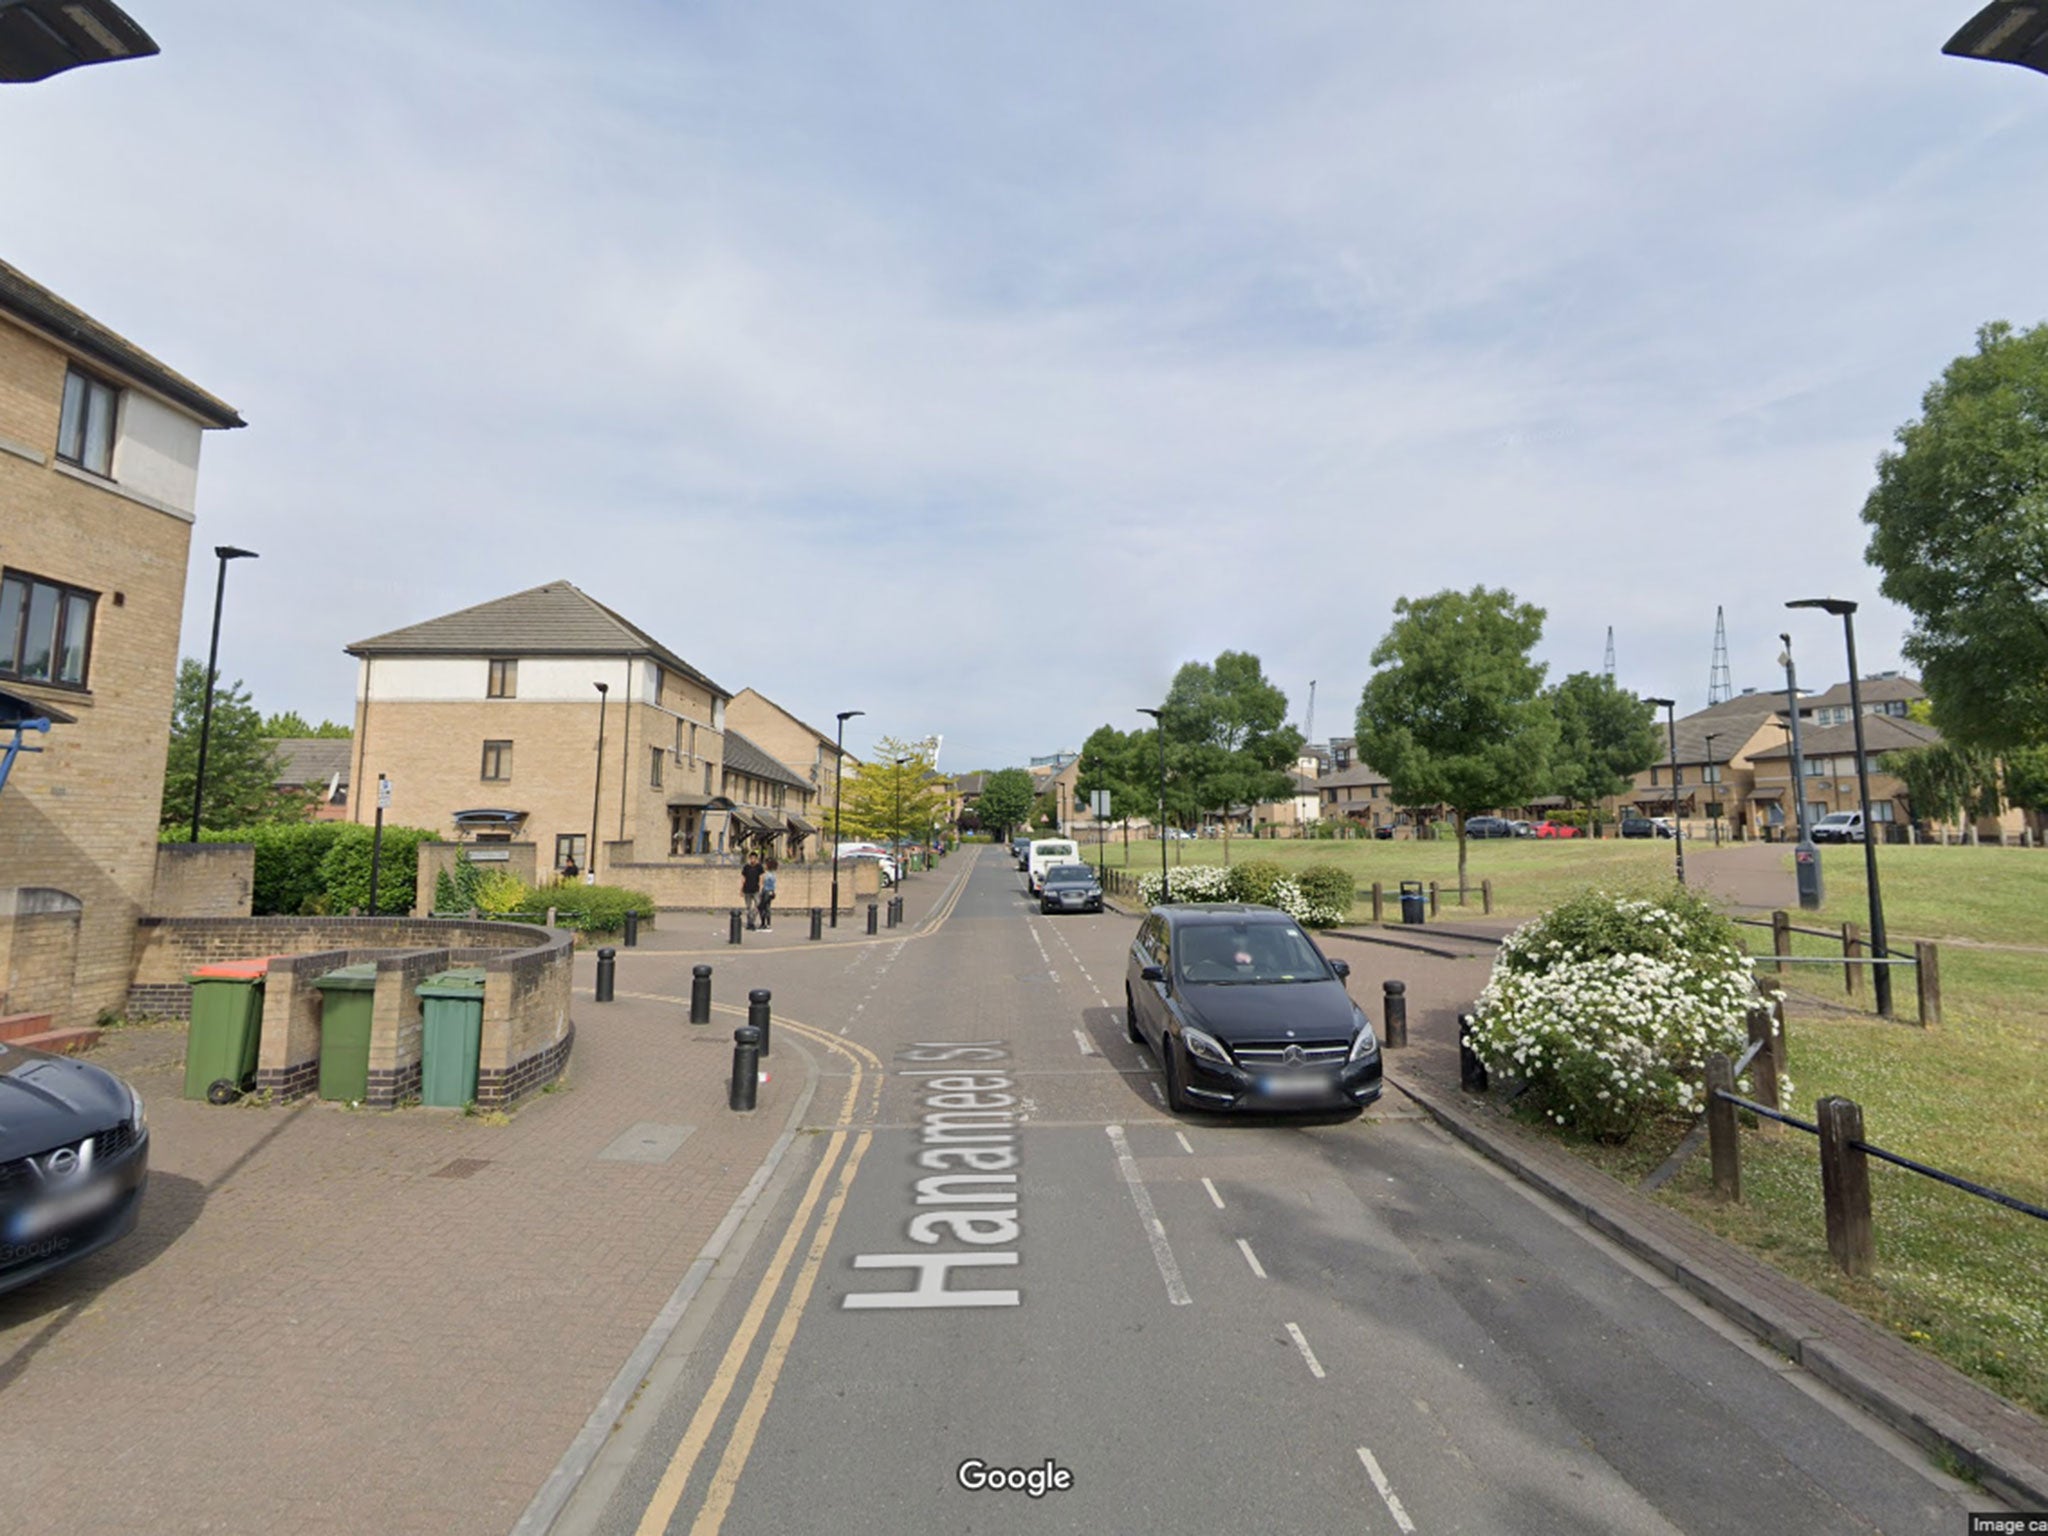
[809,906,823,941]
[729,908,743,945]
[623,909,640,947]
[729,1024,760,1111]
[749,987,772,1058]
[885,897,897,929]
[595,946,616,1003]
[1458,1012,1489,1092]
[1382,978,1407,1049]
[867,902,879,935]
[690,964,712,1024]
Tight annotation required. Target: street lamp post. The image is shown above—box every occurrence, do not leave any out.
[893,755,910,885]
[1703,732,1722,848]
[588,682,609,882]
[1644,698,1685,885]
[1778,634,1824,912]
[0,0,159,83]
[190,544,258,842]
[1790,598,1892,1016]
[1137,707,1168,902]
[1943,3,2048,74]
[830,710,864,926]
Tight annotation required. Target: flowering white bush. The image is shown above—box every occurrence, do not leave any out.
[1135,864,1233,903]
[1472,887,1783,1140]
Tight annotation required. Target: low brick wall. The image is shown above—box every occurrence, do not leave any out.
[134,915,574,1110]
[414,841,539,914]
[0,887,82,1018]
[595,854,882,912]
[151,843,255,918]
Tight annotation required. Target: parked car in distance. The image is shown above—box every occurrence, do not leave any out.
[1159,827,1196,840]
[836,843,899,884]
[1464,816,1515,839]
[1810,810,1866,844]
[1510,820,1536,838]
[1650,817,1679,839]
[1372,825,1395,840]
[1010,835,1032,867]
[1125,904,1382,1115]
[1026,838,1082,893]
[1,1039,149,1296]
[1619,816,1656,838]
[1040,862,1104,914]
[1532,820,1580,838]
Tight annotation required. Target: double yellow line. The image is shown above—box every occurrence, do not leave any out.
[629,1005,884,1536]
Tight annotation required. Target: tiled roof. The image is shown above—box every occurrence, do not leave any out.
[273,738,351,787]
[1747,714,1942,762]
[721,729,811,793]
[1665,704,1786,767]
[0,258,243,429]
[345,581,727,698]
[1798,675,1925,714]
[1318,763,1386,790]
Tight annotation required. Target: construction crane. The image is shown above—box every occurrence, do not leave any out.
[1602,628,1616,680]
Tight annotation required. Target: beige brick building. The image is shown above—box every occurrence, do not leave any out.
[347,581,740,881]
[725,687,849,827]
[0,258,243,1030]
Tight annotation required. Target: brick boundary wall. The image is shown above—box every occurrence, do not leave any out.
[132,916,574,1111]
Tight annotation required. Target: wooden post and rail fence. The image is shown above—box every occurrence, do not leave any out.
[1740,911,1941,1027]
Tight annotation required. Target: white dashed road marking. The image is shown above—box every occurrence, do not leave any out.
[1237,1239,1267,1280]
[1174,1131,1194,1155]
[1073,1028,1098,1057]
[1201,1177,1225,1209]
[1285,1322,1325,1379]
[1357,1448,1417,1533]
[1105,1125,1191,1307]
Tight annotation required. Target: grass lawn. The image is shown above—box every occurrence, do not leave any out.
[1729,842,2048,948]
[1093,834,1693,918]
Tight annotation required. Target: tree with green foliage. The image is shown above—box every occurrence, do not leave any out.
[1076,725,1153,852]
[975,767,1035,841]
[1161,651,1303,861]
[259,710,352,738]
[837,736,951,849]
[160,659,307,832]
[1880,741,2003,828]
[1356,586,1557,892]
[1546,672,1661,833]
[2004,746,2048,819]
[1862,321,2048,751]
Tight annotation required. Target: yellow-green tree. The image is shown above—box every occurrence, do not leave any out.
[836,737,952,850]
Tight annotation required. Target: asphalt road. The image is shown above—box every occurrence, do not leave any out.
[549,849,1991,1536]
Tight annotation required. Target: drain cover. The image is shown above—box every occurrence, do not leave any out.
[430,1157,493,1179]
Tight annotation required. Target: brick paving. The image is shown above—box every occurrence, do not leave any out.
[0,952,803,1536]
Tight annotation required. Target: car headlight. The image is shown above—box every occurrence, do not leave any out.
[1182,1027,1233,1069]
[1349,1016,1380,1062]
[127,1084,147,1132]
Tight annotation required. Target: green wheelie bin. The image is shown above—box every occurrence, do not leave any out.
[184,958,272,1102]
[417,968,486,1108]
[313,962,379,1102]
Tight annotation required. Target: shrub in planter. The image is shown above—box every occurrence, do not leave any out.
[1471,885,1776,1140]
[1293,865,1355,927]
[317,825,438,916]
[511,882,655,935]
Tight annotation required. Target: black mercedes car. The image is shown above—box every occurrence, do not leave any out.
[1040,862,1104,914]
[1124,904,1381,1114]
[0,1039,149,1295]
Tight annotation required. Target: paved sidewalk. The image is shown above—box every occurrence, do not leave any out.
[0,956,810,1536]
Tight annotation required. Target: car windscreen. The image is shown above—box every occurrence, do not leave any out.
[1034,844,1076,858]
[1043,865,1095,884]
[1174,922,1331,985]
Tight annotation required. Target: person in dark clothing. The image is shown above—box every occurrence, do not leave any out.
[758,857,778,931]
[740,853,764,929]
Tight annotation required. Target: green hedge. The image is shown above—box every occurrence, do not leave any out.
[508,882,656,935]
[1296,864,1355,918]
[315,826,439,916]
[177,823,435,916]
[1225,859,1286,906]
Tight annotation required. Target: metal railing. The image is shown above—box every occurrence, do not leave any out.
[1737,910,1940,1026]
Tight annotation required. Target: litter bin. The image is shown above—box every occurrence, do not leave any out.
[417,968,486,1108]
[313,962,379,1102]
[1399,879,1427,925]
[184,958,272,1101]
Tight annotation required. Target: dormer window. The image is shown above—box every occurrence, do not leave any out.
[57,366,118,477]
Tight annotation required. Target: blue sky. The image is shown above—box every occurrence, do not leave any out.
[5,2,2045,769]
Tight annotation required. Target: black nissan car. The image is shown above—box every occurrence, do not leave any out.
[0,1039,149,1295]
[1124,904,1381,1114]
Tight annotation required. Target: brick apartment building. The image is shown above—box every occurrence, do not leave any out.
[0,258,243,1029]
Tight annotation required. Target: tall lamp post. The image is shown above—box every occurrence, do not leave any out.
[587,681,608,881]
[1702,732,1722,848]
[1778,633,1824,912]
[0,0,159,82]
[829,709,864,926]
[190,544,258,842]
[1137,707,1168,902]
[1644,697,1685,885]
[1789,597,1892,1017]
[893,755,910,884]
[1943,3,2048,74]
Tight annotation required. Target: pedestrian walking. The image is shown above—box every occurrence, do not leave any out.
[759,857,778,931]
[740,852,764,929]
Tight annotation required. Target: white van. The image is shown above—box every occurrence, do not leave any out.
[1026,839,1081,894]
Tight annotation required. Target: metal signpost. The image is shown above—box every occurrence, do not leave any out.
[369,774,391,914]
[1091,789,1111,877]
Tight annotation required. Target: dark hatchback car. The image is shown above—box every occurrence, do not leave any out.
[1125,905,1381,1114]
[0,1039,149,1296]
[1040,862,1103,914]
[1464,816,1515,838]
